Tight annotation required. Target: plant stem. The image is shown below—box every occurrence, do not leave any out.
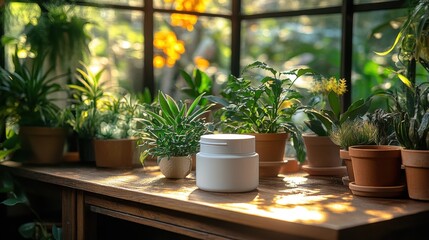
[406,57,416,115]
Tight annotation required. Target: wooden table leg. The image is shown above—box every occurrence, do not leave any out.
[77,190,85,240]
[62,189,76,240]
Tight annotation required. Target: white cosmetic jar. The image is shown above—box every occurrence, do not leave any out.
[196,134,259,192]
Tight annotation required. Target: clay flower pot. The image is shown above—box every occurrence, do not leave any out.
[303,134,342,167]
[94,138,140,168]
[349,145,402,187]
[252,133,289,177]
[340,149,354,182]
[401,149,429,201]
[158,155,192,179]
[19,126,67,164]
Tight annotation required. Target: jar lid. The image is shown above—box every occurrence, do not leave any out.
[199,134,255,155]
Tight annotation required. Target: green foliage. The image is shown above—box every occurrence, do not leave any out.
[394,82,429,150]
[180,68,213,106]
[0,172,61,240]
[0,128,20,161]
[304,93,372,136]
[207,61,313,163]
[22,1,91,70]
[0,50,67,127]
[367,108,397,145]
[375,0,429,72]
[95,94,145,139]
[137,91,213,161]
[67,63,109,138]
[330,119,377,150]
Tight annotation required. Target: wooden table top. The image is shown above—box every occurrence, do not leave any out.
[1,160,429,240]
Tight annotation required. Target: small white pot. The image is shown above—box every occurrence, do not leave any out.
[196,134,259,192]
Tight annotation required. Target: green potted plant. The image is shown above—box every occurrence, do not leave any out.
[67,63,109,163]
[93,93,145,168]
[302,76,372,174]
[394,82,429,200]
[330,119,378,184]
[137,91,213,179]
[208,61,312,177]
[0,50,69,164]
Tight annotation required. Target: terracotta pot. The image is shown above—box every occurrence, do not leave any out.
[303,134,341,167]
[251,133,289,177]
[77,137,95,163]
[401,149,429,201]
[349,145,402,187]
[94,138,140,168]
[19,126,67,164]
[158,155,192,179]
[340,149,354,182]
[252,133,288,162]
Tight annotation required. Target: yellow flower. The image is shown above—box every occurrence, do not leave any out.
[311,77,347,96]
[194,56,210,69]
[278,100,294,111]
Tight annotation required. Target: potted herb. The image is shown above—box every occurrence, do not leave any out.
[302,76,372,173]
[93,94,145,168]
[208,61,312,177]
[137,91,213,179]
[0,50,69,164]
[67,63,109,163]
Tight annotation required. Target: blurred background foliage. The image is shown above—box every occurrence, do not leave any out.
[2,0,427,110]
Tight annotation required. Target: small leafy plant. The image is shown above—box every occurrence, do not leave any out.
[208,61,313,163]
[95,94,144,140]
[67,63,109,138]
[137,91,213,162]
[330,119,377,150]
[303,76,372,136]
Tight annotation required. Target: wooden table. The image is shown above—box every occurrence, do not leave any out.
[1,160,429,240]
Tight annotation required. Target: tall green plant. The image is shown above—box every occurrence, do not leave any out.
[394,82,429,150]
[0,50,66,127]
[67,63,109,138]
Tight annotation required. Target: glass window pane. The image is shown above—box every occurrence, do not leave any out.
[241,14,341,80]
[154,13,231,98]
[352,9,408,108]
[4,2,40,68]
[242,0,341,14]
[154,0,231,14]
[76,6,144,92]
